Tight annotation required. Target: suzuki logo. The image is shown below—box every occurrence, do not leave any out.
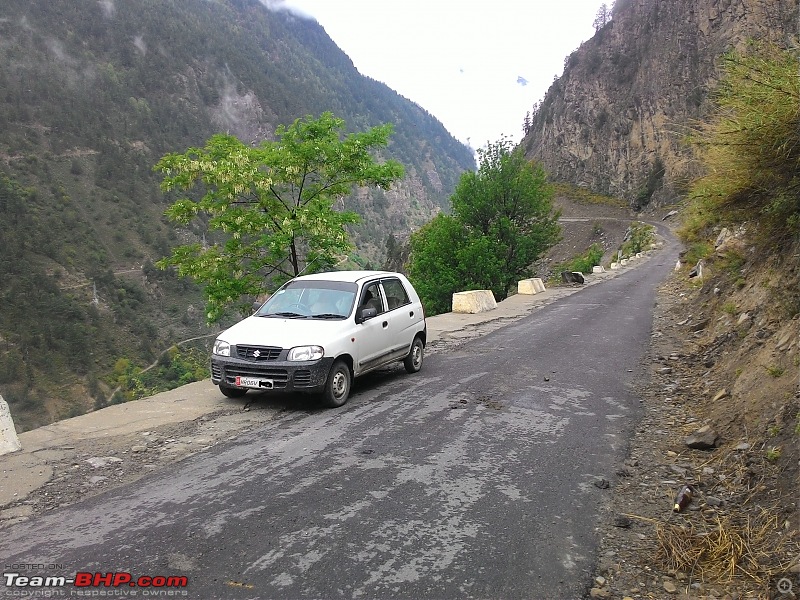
[253,350,261,358]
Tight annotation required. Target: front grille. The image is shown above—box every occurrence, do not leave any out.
[293,370,312,386]
[236,345,282,361]
[223,364,289,389]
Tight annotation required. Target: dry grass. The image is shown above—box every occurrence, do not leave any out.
[653,443,799,589]
[655,509,790,585]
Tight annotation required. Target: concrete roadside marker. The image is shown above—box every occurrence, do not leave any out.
[517,278,546,295]
[0,394,21,455]
[452,290,497,314]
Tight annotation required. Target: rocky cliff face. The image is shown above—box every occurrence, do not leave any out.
[522,0,797,209]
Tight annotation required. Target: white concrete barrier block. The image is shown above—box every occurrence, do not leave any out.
[517,278,546,295]
[452,290,497,314]
[0,395,21,456]
[636,252,643,258]
[610,262,620,270]
[620,259,629,266]
[592,266,606,274]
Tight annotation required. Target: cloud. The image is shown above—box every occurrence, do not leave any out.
[516,76,529,87]
[257,0,315,20]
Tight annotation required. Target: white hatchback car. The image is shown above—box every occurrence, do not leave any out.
[210,271,427,407]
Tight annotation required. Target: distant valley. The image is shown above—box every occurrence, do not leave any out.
[0,0,473,429]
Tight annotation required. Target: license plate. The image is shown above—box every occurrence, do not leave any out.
[235,376,274,389]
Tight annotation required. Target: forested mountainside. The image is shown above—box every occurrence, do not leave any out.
[522,0,797,209]
[0,0,474,430]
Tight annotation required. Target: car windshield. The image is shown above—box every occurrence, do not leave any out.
[256,280,357,320]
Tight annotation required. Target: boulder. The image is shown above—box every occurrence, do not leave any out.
[561,271,585,285]
[685,424,719,450]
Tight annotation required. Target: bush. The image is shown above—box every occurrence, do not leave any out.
[687,41,800,247]
[619,222,655,258]
[555,243,605,274]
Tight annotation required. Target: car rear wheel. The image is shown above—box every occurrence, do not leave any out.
[219,384,247,398]
[322,360,351,408]
[404,336,424,373]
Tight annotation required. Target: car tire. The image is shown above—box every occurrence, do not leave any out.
[403,336,424,374]
[322,360,351,408]
[219,384,247,398]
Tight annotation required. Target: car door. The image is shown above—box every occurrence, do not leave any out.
[353,280,390,373]
[380,277,419,358]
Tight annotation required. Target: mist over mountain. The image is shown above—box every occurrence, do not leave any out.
[0,0,474,429]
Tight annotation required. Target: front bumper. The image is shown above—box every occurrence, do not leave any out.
[211,355,334,393]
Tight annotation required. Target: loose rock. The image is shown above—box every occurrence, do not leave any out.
[685,424,719,449]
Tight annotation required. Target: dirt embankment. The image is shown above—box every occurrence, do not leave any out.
[589,228,800,599]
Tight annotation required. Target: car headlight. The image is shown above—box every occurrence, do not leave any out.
[288,345,324,361]
[213,339,231,356]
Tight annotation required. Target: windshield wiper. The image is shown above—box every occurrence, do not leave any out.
[311,313,345,319]
[269,312,308,318]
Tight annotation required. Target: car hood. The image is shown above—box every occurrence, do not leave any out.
[218,315,348,349]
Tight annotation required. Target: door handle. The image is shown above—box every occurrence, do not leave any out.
[409,311,414,317]
[382,321,389,328]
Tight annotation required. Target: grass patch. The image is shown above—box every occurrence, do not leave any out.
[764,365,785,378]
[553,243,604,275]
[765,446,782,462]
[552,182,628,208]
[722,301,737,315]
[683,241,713,266]
[618,222,655,259]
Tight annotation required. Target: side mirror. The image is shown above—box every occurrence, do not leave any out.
[356,306,378,324]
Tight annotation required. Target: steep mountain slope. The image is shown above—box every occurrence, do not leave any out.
[0,0,474,430]
[522,0,796,208]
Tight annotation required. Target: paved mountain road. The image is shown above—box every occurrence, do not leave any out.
[1,233,679,599]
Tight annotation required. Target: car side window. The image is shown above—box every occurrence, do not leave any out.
[359,282,385,315]
[381,278,410,310]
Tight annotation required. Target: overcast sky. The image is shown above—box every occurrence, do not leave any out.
[266,0,603,150]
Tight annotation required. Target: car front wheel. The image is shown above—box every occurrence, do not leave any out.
[219,384,247,398]
[404,337,424,373]
[322,360,351,408]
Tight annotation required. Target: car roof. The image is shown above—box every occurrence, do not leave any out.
[294,270,398,284]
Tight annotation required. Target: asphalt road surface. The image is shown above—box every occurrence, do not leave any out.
[1,233,679,600]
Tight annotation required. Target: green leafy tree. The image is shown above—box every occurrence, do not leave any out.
[155,112,404,322]
[407,214,475,315]
[409,137,561,314]
[687,41,800,246]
